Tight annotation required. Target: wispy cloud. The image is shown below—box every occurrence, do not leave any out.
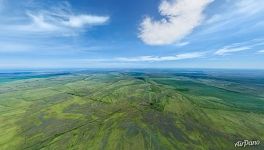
[174,41,190,47]
[0,1,110,54]
[115,52,205,62]
[258,50,264,53]
[235,0,264,15]
[215,46,250,56]
[202,0,264,35]
[138,0,214,45]
[207,0,264,24]
[214,39,264,56]
[0,1,109,36]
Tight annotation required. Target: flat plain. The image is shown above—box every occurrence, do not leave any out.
[0,70,264,150]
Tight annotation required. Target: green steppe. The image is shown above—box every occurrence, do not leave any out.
[0,72,263,150]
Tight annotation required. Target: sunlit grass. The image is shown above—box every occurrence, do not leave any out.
[0,72,263,149]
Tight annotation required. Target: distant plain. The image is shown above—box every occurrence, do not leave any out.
[0,69,263,150]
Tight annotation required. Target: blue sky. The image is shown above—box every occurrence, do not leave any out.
[0,0,264,69]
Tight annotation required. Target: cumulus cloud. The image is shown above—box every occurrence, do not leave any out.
[138,0,213,45]
[116,52,205,62]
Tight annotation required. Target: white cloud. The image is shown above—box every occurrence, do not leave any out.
[18,12,109,33]
[65,15,109,28]
[207,0,264,24]
[214,39,264,56]
[138,0,213,45]
[174,41,190,47]
[235,0,264,15]
[116,52,205,62]
[202,0,264,35]
[258,50,264,53]
[215,46,250,56]
[0,1,109,36]
[23,12,60,32]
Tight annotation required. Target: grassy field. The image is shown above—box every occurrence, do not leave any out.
[0,70,263,150]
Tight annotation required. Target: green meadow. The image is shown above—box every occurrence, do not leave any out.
[0,71,263,150]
